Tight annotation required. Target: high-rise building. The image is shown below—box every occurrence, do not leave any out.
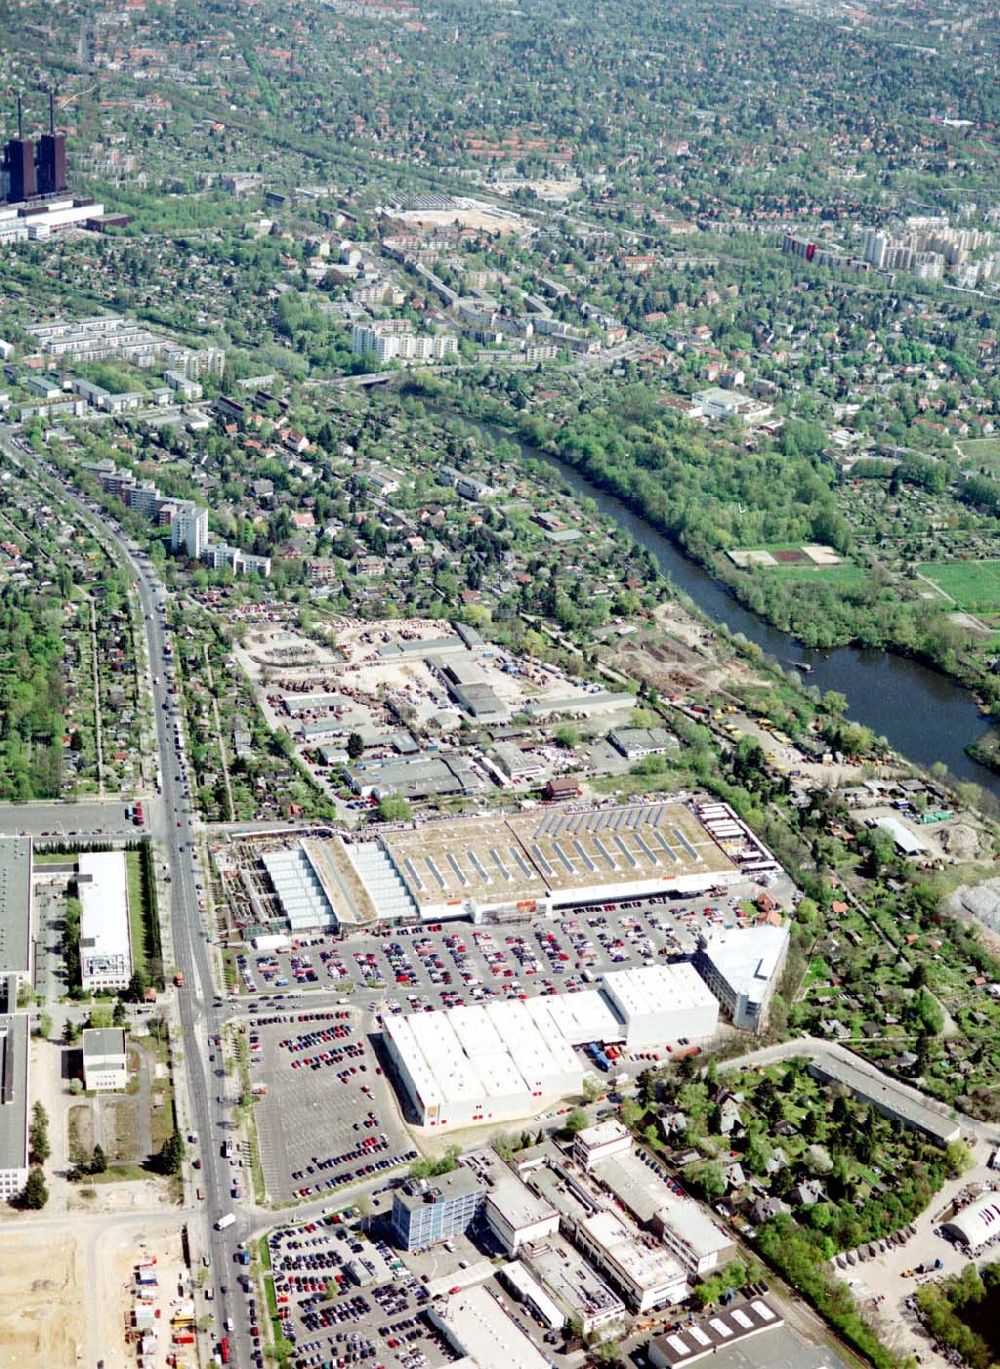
[3,96,36,204]
[171,503,209,560]
[36,91,67,196]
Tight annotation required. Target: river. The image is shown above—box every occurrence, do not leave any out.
[459,412,999,795]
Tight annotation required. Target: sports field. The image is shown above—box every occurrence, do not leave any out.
[916,560,1000,613]
[957,437,1000,472]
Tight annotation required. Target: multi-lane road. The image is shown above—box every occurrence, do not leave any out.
[0,426,256,1365]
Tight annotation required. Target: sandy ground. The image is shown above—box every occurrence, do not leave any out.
[394,206,531,235]
[0,1226,84,1367]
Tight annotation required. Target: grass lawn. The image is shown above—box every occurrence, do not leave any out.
[916,560,1000,614]
[765,562,867,589]
[957,437,1000,469]
[125,849,147,978]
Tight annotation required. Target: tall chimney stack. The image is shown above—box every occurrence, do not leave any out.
[49,89,55,136]
[16,93,22,140]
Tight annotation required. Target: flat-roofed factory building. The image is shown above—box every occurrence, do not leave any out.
[78,851,132,992]
[0,837,33,984]
[601,964,719,1050]
[381,798,741,924]
[384,997,585,1130]
[484,1168,560,1254]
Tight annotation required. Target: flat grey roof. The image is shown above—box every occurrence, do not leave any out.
[0,1013,28,1173]
[807,1055,960,1145]
[0,838,31,976]
[394,1166,483,1214]
[82,1027,127,1058]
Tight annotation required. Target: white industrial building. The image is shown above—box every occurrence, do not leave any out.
[574,1119,633,1171]
[82,1027,128,1092]
[428,1285,550,1369]
[600,964,719,1049]
[484,1170,560,1255]
[941,1194,1000,1253]
[78,852,133,992]
[0,1006,28,1201]
[573,1210,688,1313]
[693,924,790,1032]
[523,1234,625,1333]
[384,998,584,1130]
[499,1262,565,1330]
[386,967,727,1129]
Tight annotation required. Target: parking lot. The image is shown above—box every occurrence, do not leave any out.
[249,1010,417,1205]
[235,875,794,1026]
[268,1215,461,1369]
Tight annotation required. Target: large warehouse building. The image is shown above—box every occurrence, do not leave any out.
[78,851,133,992]
[0,837,33,983]
[384,998,585,1130]
[601,965,718,1049]
[385,965,722,1130]
[254,797,775,932]
[0,980,28,1201]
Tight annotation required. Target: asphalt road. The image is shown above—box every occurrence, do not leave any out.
[0,427,253,1366]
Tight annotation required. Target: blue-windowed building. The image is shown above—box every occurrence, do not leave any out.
[391,1168,485,1251]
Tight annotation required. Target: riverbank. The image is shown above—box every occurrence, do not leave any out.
[419,387,1000,797]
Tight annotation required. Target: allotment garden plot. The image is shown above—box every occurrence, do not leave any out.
[916,560,1000,617]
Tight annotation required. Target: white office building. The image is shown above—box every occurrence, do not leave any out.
[573,1210,688,1313]
[574,1119,633,1171]
[484,1170,560,1255]
[78,852,133,992]
[82,1027,128,1092]
[693,924,790,1032]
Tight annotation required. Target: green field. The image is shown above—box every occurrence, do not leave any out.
[916,560,1000,613]
[765,562,867,588]
[957,437,1000,472]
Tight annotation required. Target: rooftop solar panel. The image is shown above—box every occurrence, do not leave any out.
[403,857,425,891]
[447,853,469,887]
[426,857,447,890]
[490,848,513,882]
[673,826,701,861]
[655,831,679,863]
[572,839,596,873]
[551,841,575,874]
[510,846,534,879]
[614,834,637,868]
[531,844,554,877]
[635,833,659,866]
[592,837,617,871]
[468,850,491,884]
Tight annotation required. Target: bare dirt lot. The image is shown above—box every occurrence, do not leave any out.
[0,1226,84,1366]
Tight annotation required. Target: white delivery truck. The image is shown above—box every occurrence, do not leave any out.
[214,1213,236,1231]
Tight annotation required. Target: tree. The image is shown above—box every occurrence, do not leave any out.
[88,1003,114,1030]
[19,1167,48,1209]
[945,1140,973,1179]
[582,1076,602,1103]
[35,1013,53,1040]
[378,795,412,822]
[90,1143,107,1175]
[563,1107,588,1136]
[112,1000,127,1027]
[28,1102,50,1166]
[126,969,148,1003]
[346,732,365,760]
[153,1129,184,1175]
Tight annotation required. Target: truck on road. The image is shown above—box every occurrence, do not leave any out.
[214,1213,236,1231]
